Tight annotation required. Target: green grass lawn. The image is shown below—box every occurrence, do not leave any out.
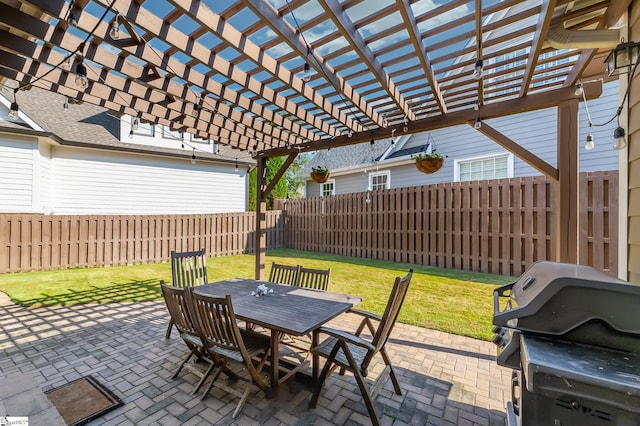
[0,249,513,341]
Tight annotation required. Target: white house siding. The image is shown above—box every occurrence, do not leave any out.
[307,81,620,197]
[38,143,52,213]
[51,147,247,214]
[0,136,35,212]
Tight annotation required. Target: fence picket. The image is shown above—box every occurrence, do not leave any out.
[0,173,619,276]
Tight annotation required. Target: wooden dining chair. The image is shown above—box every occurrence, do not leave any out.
[170,248,208,288]
[267,262,300,286]
[163,248,208,338]
[160,283,216,395]
[309,269,413,426]
[187,288,271,418]
[296,266,331,291]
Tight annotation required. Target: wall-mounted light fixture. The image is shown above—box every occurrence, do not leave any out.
[605,40,640,77]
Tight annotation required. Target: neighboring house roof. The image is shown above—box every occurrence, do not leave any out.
[0,82,253,165]
[302,141,394,175]
[385,143,431,160]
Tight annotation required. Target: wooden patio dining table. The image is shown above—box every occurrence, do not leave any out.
[197,278,361,390]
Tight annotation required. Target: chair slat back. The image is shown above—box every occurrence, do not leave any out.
[171,249,208,287]
[161,283,198,336]
[268,262,300,286]
[297,267,331,291]
[364,270,413,368]
[187,289,248,358]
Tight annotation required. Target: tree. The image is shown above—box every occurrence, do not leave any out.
[286,153,309,199]
[248,156,289,211]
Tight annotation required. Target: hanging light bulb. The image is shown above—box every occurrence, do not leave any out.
[301,62,311,82]
[235,158,239,172]
[132,117,140,131]
[403,116,409,132]
[63,96,69,112]
[348,129,353,138]
[61,56,71,71]
[109,17,120,40]
[191,149,197,164]
[370,137,375,146]
[75,62,88,89]
[8,101,19,120]
[613,126,627,150]
[473,59,483,80]
[128,129,134,138]
[474,101,480,111]
[474,116,482,129]
[68,11,78,27]
[585,133,594,150]
[575,82,583,96]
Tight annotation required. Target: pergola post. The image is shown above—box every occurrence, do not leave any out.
[255,156,268,280]
[556,99,580,263]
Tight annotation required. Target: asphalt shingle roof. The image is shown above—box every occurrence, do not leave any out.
[0,82,253,164]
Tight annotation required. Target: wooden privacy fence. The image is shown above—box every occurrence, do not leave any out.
[284,171,618,276]
[0,211,284,273]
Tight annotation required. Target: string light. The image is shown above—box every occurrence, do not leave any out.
[403,116,409,132]
[474,116,482,129]
[575,82,583,96]
[585,133,594,150]
[63,96,69,112]
[191,148,197,164]
[62,56,71,71]
[68,11,78,27]
[301,62,311,82]
[129,129,134,138]
[613,126,627,150]
[473,59,483,80]
[235,158,239,171]
[8,89,19,120]
[109,15,120,40]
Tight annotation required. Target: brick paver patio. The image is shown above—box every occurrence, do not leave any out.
[0,291,512,425]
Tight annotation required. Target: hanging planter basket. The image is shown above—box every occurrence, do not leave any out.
[310,170,331,183]
[415,157,443,174]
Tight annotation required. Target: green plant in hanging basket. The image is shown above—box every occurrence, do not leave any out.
[413,152,443,174]
[310,166,331,183]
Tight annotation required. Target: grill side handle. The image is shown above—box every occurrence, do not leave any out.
[493,281,516,325]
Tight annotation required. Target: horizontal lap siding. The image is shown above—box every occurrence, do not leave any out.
[0,211,283,273]
[284,172,618,276]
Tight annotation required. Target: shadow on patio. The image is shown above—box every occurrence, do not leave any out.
[0,292,511,425]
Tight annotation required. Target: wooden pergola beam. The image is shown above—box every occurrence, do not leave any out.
[471,122,558,180]
[262,80,603,157]
[239,0,383,131]
[519,0,556,97]
[396,0,447,115]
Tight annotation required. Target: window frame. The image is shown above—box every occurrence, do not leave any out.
[320,179,335,197]
[454,152,514,182]
[368,170,391,191]
[162,125,183,141]
[131,116,154,137]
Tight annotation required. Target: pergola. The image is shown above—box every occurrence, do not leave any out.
[0,0,632,279]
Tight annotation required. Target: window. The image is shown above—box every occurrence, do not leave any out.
[455,153,514,182]
[190,133,210,145]
[320,179,335,197]
[369,171,390,190]
[162,126,183,141]
[131,116,154,137]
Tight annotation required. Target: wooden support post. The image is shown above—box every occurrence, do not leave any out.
[556,99,579,263]
[255,156,268,280]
